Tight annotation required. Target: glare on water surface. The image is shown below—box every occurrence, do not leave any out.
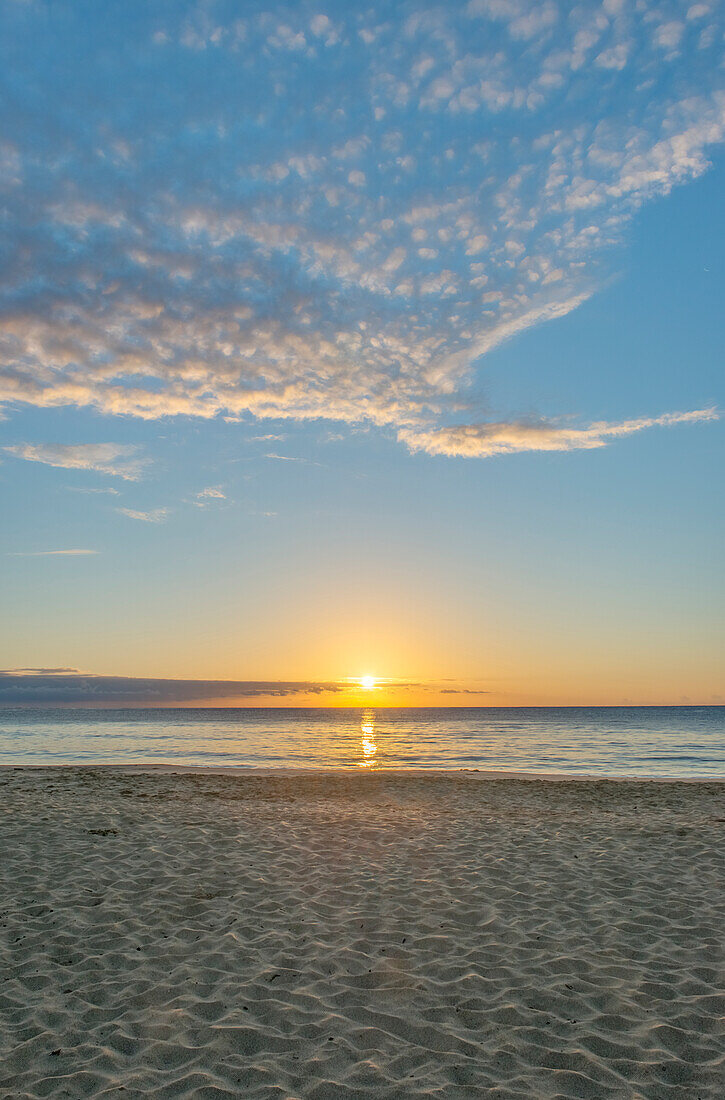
[2,707,724,777]
[359,710,377,767]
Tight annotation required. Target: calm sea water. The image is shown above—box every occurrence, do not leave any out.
[0,706,723,777]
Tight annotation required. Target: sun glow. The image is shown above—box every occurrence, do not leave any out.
[360,675,376,690]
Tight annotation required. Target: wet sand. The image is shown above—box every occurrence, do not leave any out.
[1,769,723,1098]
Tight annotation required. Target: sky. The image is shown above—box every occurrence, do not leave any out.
[0,0,723,706]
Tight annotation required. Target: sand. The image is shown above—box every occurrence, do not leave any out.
[0,770,723,1099]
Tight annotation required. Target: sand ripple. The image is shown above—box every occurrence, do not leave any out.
[0,771,723,1098]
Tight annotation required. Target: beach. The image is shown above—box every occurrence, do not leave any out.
[1,770,723,1099]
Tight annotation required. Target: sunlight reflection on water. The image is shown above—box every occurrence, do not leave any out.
[359,709,377,767]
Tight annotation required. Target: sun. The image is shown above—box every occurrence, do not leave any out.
[360,675,376,690]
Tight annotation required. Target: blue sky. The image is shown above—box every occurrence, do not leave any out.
[0,0,723,704]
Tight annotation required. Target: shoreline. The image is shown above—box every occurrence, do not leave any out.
[2,762,724,782]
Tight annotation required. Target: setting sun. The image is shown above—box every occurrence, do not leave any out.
[360,675,376,690]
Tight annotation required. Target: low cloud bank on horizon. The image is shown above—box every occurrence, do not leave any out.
[0,670,352,706]
[0,0,722,457]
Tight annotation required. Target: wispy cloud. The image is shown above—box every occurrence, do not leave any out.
[6,549,98,557]
[399,408,719,458]
[64,486,121,496]
[4,443,147,480]
[0,1,722,454]
[265,453,324,466]
[439,688,490,695]
[116,507,169,523]
[196,487,225,500]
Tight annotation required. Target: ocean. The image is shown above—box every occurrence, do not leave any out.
[0,706,723,777]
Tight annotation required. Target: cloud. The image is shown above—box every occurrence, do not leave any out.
[310,14,340,47]
[0,669,349,706]
[116,507,169,523]
[6,549,98,557]
[4,443,147,480]
[0,1,722,454]
[265,453,324,467]
[399,408,718,458]
[196,487,225,500]
[64,486,121,496]
[4,667,81,673]
[439,687,490,694]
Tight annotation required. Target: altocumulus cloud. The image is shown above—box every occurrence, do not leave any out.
[0,1,722,455]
